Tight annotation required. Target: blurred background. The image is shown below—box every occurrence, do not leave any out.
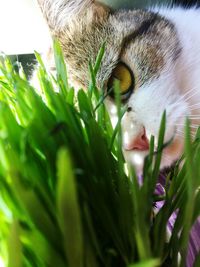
[0,0,199,78]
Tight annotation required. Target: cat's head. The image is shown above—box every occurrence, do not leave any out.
[38,0,189,173]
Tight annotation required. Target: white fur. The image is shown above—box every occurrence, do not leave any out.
[121,7,200,173]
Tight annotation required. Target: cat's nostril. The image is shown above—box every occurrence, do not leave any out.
[141,133,147,141]
[124,128,149,151]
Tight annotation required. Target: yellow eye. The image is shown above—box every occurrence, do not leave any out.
[107,62,134,101]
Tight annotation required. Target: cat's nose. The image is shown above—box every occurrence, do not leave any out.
[124,128,149,151]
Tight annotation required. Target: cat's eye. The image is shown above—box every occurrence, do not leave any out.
[107,62,135,101]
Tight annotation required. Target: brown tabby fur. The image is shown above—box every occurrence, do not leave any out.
[37,0,180,90]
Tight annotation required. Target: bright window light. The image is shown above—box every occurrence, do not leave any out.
[0,257,5,267]
[0,0,51,55]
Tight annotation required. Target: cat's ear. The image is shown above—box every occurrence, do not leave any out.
[37,0,110,32]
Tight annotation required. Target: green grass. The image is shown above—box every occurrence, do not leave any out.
[0,41,200,267]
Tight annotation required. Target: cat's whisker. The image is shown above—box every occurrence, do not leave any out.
[175,124,200,129]
[173,86,199,105]
[188,103,200,109]
[176,129,196,138]
[180,87,198,100]
[173,115,200,119]
[173,123,200,129]
[175,133,196,140]
[169,86,200,114]
[176,128,197,133]
[166,120,200,137]
[182,89,200,103]
[184,118,200,120]
[167,114,200,122]
[154,78,198,109]
[188,107,200,112]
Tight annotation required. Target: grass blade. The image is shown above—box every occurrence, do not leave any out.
[57,148,83,267]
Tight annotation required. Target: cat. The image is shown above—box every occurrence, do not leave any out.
[37,0,200,173]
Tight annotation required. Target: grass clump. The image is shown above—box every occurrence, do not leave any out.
[0,41,200,267]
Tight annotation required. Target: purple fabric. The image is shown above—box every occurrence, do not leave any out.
[154,176,178,236]
[187,218,200,267]
[154,174,200,267]
[138,174,200,266]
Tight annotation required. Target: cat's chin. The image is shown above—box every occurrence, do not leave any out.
[123,149,148,175]
[123,137,184,175]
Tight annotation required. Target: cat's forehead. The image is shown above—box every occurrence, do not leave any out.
[118,14,181,86]
[105,10,180,87]
[57,9,180,88]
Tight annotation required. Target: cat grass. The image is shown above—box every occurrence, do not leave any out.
[0,41,200,267]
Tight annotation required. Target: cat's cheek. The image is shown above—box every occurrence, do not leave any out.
[160,137,184,168]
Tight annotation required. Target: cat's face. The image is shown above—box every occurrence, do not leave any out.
[106,63,188,173]
[38,0,189,173]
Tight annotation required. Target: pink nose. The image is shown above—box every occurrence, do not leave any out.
[124,128,149,151]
